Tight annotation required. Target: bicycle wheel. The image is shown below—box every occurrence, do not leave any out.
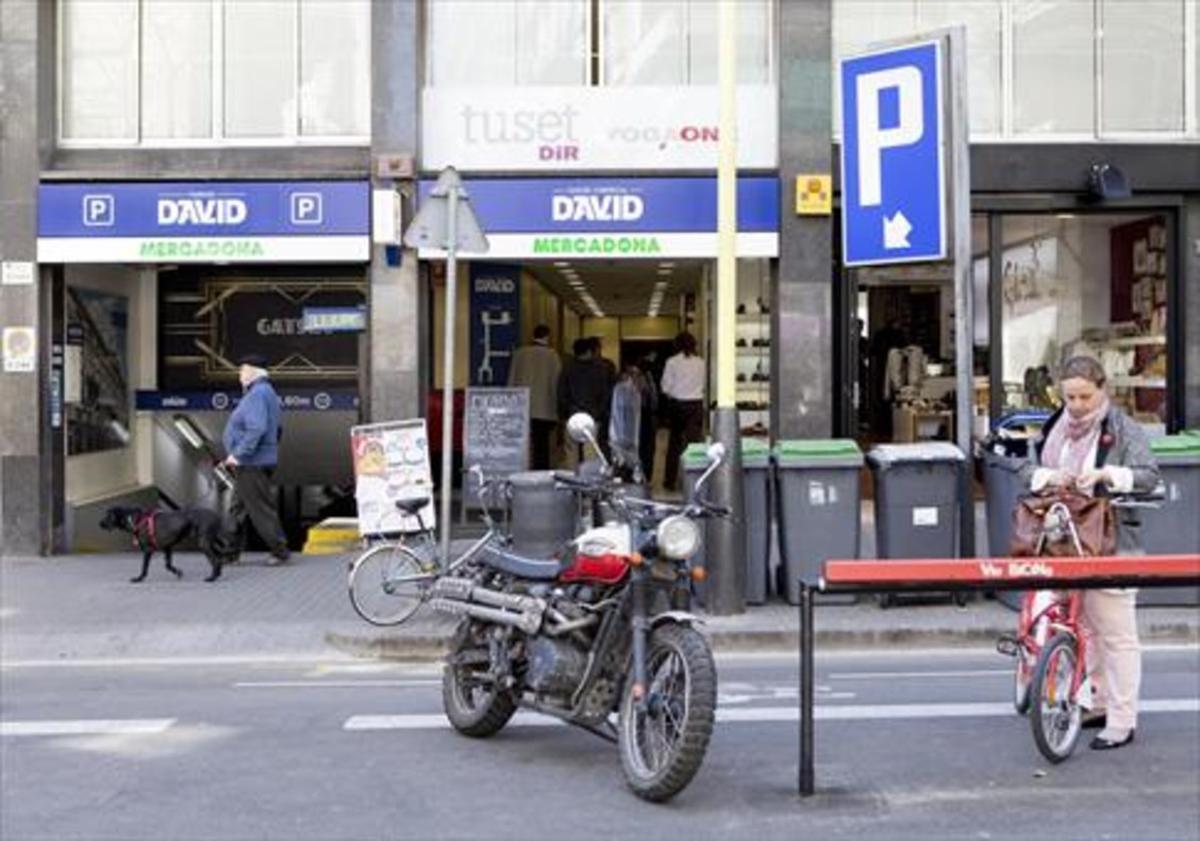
[348,543,435,626]
[1029,633,1083,763]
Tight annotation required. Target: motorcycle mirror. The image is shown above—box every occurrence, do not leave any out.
[567,413,598,445]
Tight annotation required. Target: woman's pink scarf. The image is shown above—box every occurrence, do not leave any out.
[1041,394,1110,477]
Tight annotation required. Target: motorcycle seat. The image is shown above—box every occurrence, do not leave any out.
[478,544,563,581]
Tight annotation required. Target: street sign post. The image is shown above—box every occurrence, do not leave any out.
[839,29,974,557]
[404,167,489,562]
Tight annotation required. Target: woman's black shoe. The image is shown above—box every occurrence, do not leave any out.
[1089,730,1134,750]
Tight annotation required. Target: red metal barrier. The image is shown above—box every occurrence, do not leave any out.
[821,554,1200,591]
[796,554,1200,797]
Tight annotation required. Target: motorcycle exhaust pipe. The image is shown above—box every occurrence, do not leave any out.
[428,598,542,635]
[431,577,546,615]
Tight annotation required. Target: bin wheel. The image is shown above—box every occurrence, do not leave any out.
[879,594,894,610]
[953,592,970,607]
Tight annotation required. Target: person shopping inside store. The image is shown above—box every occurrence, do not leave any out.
[1020,355,1160,751]
[508,324,561,470]
[661,331,706,492]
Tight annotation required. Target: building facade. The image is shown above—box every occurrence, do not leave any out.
[1,0,1197,555]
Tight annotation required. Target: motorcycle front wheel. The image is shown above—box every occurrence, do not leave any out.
[618,624,716,802]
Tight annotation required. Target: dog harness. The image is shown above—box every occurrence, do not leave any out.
[128,511,159,552]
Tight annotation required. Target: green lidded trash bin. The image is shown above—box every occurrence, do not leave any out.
[773,439,864,606]
[681,439,772,605]
[1138,432,1200,606]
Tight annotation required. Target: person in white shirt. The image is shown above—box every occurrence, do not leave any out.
[661,332,706,491]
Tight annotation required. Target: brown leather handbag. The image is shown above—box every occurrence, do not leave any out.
[1009,491,1117,558]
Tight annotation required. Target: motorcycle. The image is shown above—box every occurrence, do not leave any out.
[431,412,729,802]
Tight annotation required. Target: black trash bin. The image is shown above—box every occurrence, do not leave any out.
[1138,432,1200,606]
[867,442,967,607]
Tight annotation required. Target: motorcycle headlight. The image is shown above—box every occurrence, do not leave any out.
[656,515,701,560]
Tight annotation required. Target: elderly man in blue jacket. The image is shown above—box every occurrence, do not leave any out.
[223,354,289,564]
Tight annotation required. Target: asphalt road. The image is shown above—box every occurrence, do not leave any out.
[2,647,1198,841]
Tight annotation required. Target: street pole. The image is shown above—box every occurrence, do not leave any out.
[948,26,975,559]
[441,183,459,565]
[708,0,746,615]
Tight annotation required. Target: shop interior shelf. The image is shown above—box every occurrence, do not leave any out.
[1110,375,1166,388]
[1103,335,1167,348]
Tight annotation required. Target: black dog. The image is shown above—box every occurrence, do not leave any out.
[100,506,236,583]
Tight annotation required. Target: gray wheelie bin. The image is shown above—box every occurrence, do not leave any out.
[507,470,577,559]
[773,439,864,605]
[1138,432,1200,606]
[867,442,966,607]
[682,439,772,605]
[979,448,1028,610]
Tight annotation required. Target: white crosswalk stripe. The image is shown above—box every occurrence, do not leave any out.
[342,698,1200,731]
[1,718,177,737]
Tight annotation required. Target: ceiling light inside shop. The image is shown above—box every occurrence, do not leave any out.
[658,262,675,268]
[554,262,571,268]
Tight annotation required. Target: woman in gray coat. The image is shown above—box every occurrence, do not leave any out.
[1020,355,1160,751]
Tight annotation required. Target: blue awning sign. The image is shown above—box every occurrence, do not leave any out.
[38,181,370,264]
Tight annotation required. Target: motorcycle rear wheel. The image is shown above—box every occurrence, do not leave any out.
[618,624,716,802]
[442,624,517,738]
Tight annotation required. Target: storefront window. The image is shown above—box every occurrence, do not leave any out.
[1013,0,1095,134]
[602,0,772,85]
[142,0,213,140]
[1100,0,1186,133]
[299,0,371,136]
[603,1,687,85]
[59,0,370,145]
[999,214,1170,427]
[678,0,772,85]
[833,0,1002,137]
[427,0,587,86]
[60,0,138,141]
[224,2,297,138]
[833,0,1196,140]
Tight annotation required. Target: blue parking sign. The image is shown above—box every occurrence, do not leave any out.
[840,39,947,266]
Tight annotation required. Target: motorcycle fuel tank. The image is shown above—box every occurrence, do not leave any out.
[560,524,632,585]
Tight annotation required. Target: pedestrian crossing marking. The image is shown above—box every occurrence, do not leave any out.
[1,718,176,737]
[342,698,1200,730]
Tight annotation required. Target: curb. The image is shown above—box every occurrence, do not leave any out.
[325,623,1200,662]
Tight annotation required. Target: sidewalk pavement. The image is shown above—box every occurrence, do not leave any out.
[2,546,1197,664]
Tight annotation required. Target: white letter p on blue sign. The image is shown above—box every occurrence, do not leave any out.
[855,66,923,208]
[840,40,946,267]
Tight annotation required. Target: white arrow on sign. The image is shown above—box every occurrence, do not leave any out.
[883,211,912,250]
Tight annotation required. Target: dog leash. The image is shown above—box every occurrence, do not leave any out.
[130,511,159,553]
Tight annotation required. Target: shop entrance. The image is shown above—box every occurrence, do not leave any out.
[58,263,366,553]
[427,256,774,495]
[841,208,1182,447]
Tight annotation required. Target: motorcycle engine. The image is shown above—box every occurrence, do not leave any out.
[525,637,588,695]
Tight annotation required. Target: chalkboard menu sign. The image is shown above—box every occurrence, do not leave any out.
[463,387,530,509]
